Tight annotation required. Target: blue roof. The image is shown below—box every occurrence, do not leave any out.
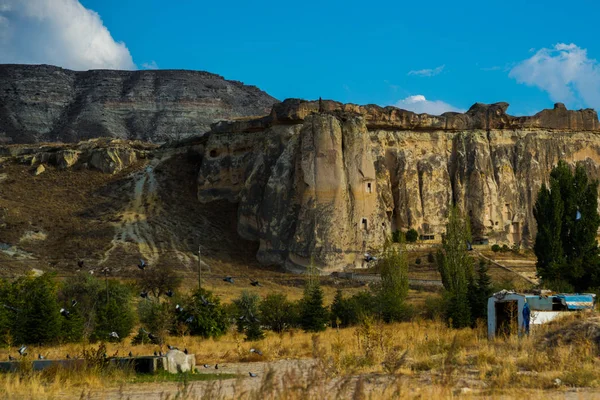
[555,294,596,310]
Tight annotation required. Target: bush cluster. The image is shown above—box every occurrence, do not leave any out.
[0,272,135,346]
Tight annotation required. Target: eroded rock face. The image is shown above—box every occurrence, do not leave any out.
[0,64,278,144]
[0,138,156,174]
[197,100,600,272]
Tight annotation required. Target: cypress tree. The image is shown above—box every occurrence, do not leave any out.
[534,161,600,291]
[437,206,473,328]
[468,261,493,324]
[375,242,410,322]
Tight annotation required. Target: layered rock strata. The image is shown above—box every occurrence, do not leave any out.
[0,64,277,144]
[197,99,600,272]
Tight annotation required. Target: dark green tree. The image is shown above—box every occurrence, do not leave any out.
[436,206,473,328]
[0,278,17,345]
[91,280,135,342]
[330,290,376,327]
[60,273,103,339]
[534,160,600,291]
[138,300,175,343]
[405,229,419,243]
[14,274,61,345]
[299,262,329,332]
[178,288,229,339]
[374,242,411,322]
[260,293,298,333]
[468,261,493,324]
[233,290,264,341]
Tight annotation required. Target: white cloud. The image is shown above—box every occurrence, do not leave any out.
[0,0,135,70]
[142,61,159,70]
[509,43,600,110]
[407,65,445,77]
[395,95,464,115]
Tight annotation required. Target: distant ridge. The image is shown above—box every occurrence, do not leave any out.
[0,64,278,144]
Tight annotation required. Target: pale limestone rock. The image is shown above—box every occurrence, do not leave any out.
[197,100,600,273]
[89,147,137,174]
[33,164,45,176]
[56,150,80,169]
[165,350,196,373]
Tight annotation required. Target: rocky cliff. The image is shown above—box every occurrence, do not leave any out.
[0,64,278,144]
[195,99,600,272]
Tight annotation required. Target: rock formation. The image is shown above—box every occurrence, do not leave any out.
[196,99,600,272]
[0,64,278,144]
[0,138,156,174]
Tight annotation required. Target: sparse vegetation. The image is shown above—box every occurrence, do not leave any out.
[405,228,418,243]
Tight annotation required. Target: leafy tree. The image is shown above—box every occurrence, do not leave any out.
[260,293,298,333]
[60,273,103,339]
[299,263,329,332]
[374,243,411,322]
[138,265,182,299]
[13,274,61,345]
[534,160,600,291]
[59,306,85,343]
[491,244,501,252]
[330,290,375,328]
[91,280,135,342]
[436,206,473,328]
[177,288,229,339]
[405,229,419,243]
[138,300,174,343]
[233,291,264,341]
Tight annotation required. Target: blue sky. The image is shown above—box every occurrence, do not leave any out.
[2,0,600,115]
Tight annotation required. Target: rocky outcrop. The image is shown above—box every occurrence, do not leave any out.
[197,99,600,272]
[1,138,156,174]
[0,64,278,144]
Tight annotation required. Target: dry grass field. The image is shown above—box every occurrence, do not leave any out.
[1,312,600,399]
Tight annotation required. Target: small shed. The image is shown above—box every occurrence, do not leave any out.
[487,290,596,339]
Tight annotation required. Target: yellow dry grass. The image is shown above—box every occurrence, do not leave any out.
[2,313,600,399]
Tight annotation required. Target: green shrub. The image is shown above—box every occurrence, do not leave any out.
[300,265,329,332]
[374,244,411,322]
[138,300,175,343]
[260,293,298,333]
[177,288,229,339]
[60,273,103,340]
[392,230,403,243]
[491,244,501,252]
[13,274,62,345]
[415,257,422,265]
[501,244,510,252]
[330,290,376,327]
[405,229,419,243]
[91,280,135,342]
[233,291,264,341]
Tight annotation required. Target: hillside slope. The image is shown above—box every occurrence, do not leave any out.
[0,64,278,144]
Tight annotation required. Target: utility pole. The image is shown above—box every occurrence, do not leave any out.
[198,244,202,290]
[102,268,109,304]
